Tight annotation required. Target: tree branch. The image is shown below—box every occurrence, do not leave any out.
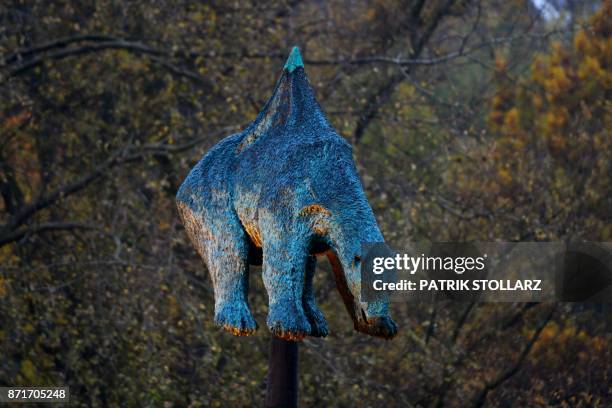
[0,221,98,247]
[353,0,459,143]
[4,34,119,64]
[0,125,240,247]
[471,305,556,407]
[3,39,213,88]
[2,148,126,233]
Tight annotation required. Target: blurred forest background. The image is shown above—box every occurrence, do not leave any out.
[1,0,610,406]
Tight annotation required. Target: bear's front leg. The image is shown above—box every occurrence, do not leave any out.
[177,199,257,336]
[262,239,312,341]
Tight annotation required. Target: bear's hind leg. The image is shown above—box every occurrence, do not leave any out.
[197,210,257,336]
[303,255,328,337]
[207,241,258,336]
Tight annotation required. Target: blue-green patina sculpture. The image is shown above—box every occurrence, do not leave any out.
[176,47,397,340]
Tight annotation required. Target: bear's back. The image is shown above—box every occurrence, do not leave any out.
[176,132,245,212]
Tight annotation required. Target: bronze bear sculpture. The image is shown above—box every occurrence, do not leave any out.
[176,47,397,340]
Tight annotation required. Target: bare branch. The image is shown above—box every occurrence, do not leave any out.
[4,34,119,64]
[471,306,556,407]
[0,125,240,246]
[2,148,126,233]
[353,0,459,143]
[0,221,98,247]
[3,39,212,88]
[451,301,477,342]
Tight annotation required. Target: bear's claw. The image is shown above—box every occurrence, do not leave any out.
[304,305,329,337]
[357,316,398,339]
[214,301,258,336]
[267,304,312,341]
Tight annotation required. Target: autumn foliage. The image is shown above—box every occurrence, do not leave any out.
[0,1,609,406]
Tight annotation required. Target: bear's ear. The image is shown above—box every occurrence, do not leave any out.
[284,46,304,73]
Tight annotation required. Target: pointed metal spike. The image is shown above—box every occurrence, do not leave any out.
[283,46,304,73]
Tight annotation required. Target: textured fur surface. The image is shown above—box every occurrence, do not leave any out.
[176,47,397,340]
